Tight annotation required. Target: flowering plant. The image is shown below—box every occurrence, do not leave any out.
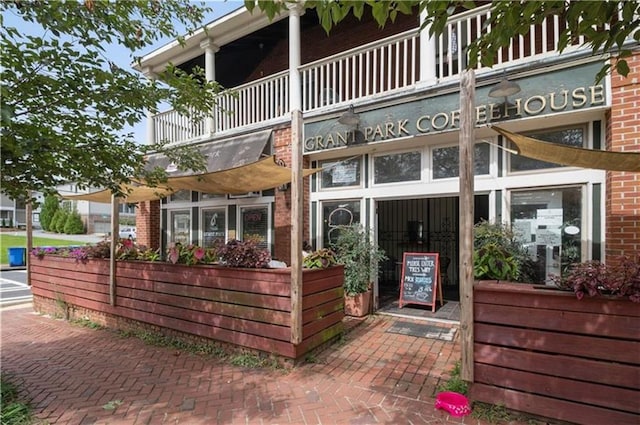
[32,246,59,259]
[166,243,219,265]
[31,239,161,262]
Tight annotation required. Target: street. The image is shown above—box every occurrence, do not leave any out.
[1,231,103,308]
[0,269,31,307]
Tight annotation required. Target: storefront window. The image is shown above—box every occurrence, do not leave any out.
[511,187,582,284]
[510,127,584,172]
[202,208,226,248]
[170,190,191,203]
[170,210,191,244]
[200,192,226,200]
[432,143,490,179]
[241,206,269,250]
[320,157,361,189]
[373,151,421,184]
[322,200,361,246]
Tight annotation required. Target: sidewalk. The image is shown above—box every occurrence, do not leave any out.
[0,304,523,425]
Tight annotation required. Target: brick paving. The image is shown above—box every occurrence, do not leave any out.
[1,304,523,425]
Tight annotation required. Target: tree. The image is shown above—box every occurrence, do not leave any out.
[50,209,66,234]
[1,1,217,201]
[39,194,59,231]
[63,210,85,235]
[246,0,639,82]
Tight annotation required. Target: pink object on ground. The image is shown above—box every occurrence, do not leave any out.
[435,391,472,417]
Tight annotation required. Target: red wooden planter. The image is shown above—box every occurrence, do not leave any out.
[472,281,639,425]
[30,255,344,360]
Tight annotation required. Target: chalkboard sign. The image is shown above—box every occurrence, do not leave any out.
[399,252,439,311]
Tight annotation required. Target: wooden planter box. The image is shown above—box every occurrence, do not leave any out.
[30,256,344,360]
[472,281,639,425]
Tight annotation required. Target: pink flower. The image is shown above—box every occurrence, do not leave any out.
[194,247,205,261]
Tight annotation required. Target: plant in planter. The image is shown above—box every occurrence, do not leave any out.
[552,255,640,302]
[167,242,219,265]
[332,224,387,316]
[303,248,337,269]
[218,239,271,268]
[473,220,536,282]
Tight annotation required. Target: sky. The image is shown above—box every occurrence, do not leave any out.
[2,0,245,143]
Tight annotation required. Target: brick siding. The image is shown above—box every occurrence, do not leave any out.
[273,125,311,265]
[605,51,640,264]
[136,200,161,250]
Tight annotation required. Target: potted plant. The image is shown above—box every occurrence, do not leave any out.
[332,224,387,317]
[473,220,536,283]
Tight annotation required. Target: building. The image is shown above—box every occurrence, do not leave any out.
[134,4,639,308]
[57,184,137,234]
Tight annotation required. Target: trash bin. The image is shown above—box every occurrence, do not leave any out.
[8,247,26,267]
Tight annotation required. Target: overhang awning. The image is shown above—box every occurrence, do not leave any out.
[492,126,640,172]
[61,183,175,203]
[61,156,322,203]
[145,129,273,176]
[168,155,321,194]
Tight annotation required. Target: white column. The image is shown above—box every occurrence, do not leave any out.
[287,2,304,345]
[143,68,156,145]
[288,5,302,112]
[419,9,437,85]
[200,38,220,135]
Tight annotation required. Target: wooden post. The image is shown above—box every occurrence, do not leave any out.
[288,3,303,345]
[290,109,303,345]
[26,192,33,286]
[459,69,475,382]
[110,194,119,306]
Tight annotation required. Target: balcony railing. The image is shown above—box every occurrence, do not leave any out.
[151,5,595,145]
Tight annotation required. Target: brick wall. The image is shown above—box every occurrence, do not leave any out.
[136,200,161,250]
[605,51,640,264]
[273,126,311,265]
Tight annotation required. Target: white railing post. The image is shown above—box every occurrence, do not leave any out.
[419,9,437,86]
[142,67,156,145]
[200,38,220,135]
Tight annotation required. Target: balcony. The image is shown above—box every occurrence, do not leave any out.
[150,5,591,145]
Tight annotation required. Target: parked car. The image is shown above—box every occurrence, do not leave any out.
[118,227,136,240]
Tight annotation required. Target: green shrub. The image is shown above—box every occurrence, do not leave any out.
[64,210,85,234]
[50,209,64,233]
[40,195,59,231]
[55,209,69,233]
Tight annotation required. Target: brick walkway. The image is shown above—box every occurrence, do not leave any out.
[1,304,519,425]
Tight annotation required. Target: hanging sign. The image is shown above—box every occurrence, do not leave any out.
[399,252,439,311]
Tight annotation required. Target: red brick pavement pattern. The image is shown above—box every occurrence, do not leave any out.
[1,305,521,425]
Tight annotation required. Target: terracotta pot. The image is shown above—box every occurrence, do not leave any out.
[344,289,371,317]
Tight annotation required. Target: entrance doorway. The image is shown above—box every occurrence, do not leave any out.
[376,195,489,309]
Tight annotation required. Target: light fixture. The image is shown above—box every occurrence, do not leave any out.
[488,76,521,99]
[338,104,360,126]
[165,162,178,173]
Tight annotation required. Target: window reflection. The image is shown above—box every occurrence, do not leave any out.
[320,157,361,189]
[374,151,421,184]
[511,187,582,284]
[433,143,490,179]
[510,127,584,172]
[322,200,361,246]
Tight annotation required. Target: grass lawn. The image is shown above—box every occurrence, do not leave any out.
[0,234,90,266]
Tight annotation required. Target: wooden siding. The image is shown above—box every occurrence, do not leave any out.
[30,256,344,360]
[472,282,640,425]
